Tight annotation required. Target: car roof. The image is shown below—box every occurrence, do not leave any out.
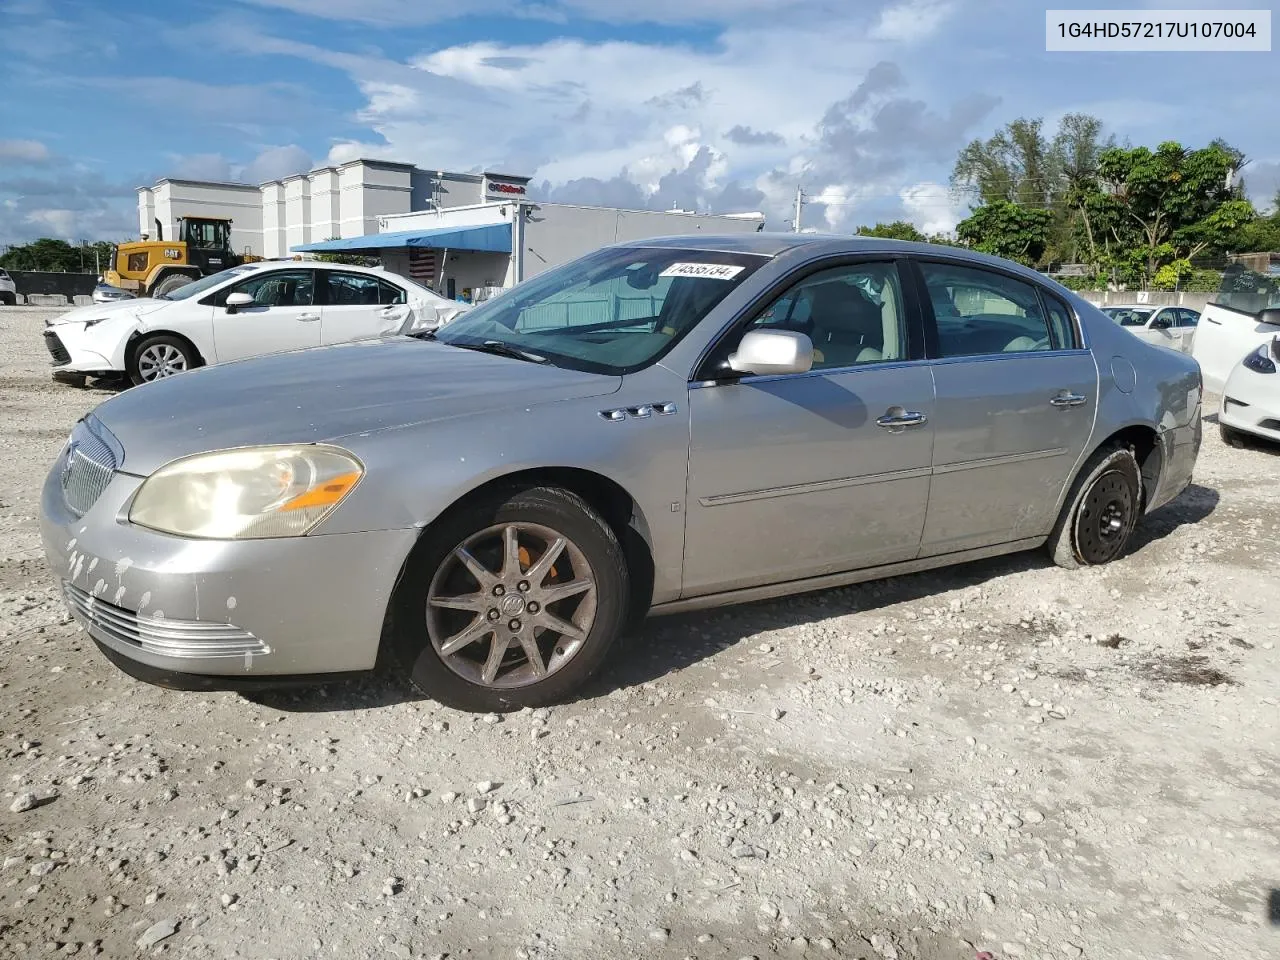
[614,232,1069,284]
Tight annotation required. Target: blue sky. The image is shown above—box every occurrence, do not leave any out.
[1,0,1277,245]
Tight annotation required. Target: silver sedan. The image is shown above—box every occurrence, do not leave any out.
[40,234,1203,711]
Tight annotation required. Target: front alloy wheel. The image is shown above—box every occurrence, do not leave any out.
[130,335,195,385]
[392,486,630,711]
[428,522,597,688]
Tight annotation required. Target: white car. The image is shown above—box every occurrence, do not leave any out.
[0,269,16,306]
[1099,304,1199,354]
[43,261,470,385]
[1191,269,1280,392]
[1219,334,1280,447]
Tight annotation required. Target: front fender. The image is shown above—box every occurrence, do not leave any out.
[317,374,690,603]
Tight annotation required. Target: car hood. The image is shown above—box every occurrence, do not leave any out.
[90,337,623,475]
[47,297,168,326]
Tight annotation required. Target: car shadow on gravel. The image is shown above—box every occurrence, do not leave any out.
[244,483,1220,714]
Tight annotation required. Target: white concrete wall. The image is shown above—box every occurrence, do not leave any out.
[339,160,415,238]
[150,180,264,256]
[283,176,311,254]
[260,182,285,259]
[309,167,342,242]
[137,188,155,239]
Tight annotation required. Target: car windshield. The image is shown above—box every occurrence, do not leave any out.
[431,246,768,374]
[1102,307,1154,327]
[1212,263,1280,316]
[158,265,258,301]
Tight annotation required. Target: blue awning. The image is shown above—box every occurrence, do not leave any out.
[292,222,511,254]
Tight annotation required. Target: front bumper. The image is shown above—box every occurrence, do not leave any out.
[41,464,419,681]
[43,326,116,375]
[1220,366,1280,443]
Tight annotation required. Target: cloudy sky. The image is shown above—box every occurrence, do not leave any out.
[2,0,1277,246]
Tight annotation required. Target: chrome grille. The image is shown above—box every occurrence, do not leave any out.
[61,430,116,516]
[62,583,268,659]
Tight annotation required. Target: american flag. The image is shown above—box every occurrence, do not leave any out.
[409,248,439,287]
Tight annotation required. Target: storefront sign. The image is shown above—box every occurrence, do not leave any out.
[486,182,527,196]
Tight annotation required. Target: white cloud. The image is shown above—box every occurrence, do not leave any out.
[900,181,966,235]
[0,139,52,163]
[869,0,956,42]
[243,144,313,183]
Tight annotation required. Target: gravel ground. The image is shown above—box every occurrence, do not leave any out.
[2,303,1278,960]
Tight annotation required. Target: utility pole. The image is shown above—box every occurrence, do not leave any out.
[793,185,805,233]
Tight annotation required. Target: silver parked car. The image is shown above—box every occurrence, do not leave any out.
[41,234,1202,711]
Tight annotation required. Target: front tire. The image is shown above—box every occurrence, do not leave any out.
[1048,445,1142,570]
[389,486,630,712]
[129,334,196,385]
[1220,423,1248,449]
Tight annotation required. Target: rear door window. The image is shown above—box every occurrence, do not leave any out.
[918,262,1055,357]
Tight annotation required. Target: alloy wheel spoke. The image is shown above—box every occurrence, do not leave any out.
[516,632,547,677]
[534,609,586,642]
[439,616,495,656]
[481,634,511,684]
[525,536,566,585]
[428,592,487,613]
[454,546,496,589]
[501,525,522,578]
[540,578,593,604]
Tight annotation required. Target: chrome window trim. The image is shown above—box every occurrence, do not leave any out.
[925,348,1093,366]
[689,356,930,389]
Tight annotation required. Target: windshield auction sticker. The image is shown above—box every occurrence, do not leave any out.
[1046,9,1271,51]
[660,263,746,280]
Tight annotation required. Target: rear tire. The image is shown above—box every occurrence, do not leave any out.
[388,485,630,712]
[1220,424,1249,449]
[1048,445,1143,570]
[151,273,196,298]
[128,334,196,385]
[0,293,16,306]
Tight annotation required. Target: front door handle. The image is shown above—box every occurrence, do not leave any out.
[876,410,929,429]
[1050,393,1088,408]
[297,313,320,322]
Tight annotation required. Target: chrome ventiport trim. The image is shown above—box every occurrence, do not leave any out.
[62,583,269,660]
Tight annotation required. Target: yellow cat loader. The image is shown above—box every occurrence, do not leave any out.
[104,217,261,298]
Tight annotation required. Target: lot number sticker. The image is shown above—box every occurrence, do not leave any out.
[659,262,745,280]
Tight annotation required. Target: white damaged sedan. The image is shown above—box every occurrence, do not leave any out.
[42,261,470,385]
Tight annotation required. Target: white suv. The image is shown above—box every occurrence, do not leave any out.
[0,269,16,306]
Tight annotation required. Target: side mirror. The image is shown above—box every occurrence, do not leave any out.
[225,292,254,314]
[727,329,814,376]
[1258,307,1280,327]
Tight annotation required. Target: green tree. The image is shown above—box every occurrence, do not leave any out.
[953,117,1060,209]
[856,221,926,242]
[956,200,1053,265]
[0,238,120,273]
[1089,140,1247,279]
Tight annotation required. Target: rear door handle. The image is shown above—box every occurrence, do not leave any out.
[297,313,320,322]
[876,410,929,429]
[1050,393,1088,407]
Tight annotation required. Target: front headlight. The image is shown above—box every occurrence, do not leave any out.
[129,445,364,539]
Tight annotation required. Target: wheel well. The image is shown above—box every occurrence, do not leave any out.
[125,330,206,369]
[1094,425,1160,507]
[425,467,657,622]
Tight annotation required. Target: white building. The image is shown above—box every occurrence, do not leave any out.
[137,160,534,259]
[138,158,768,300]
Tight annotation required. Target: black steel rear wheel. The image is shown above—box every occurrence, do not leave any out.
[1048,445,1142,569]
